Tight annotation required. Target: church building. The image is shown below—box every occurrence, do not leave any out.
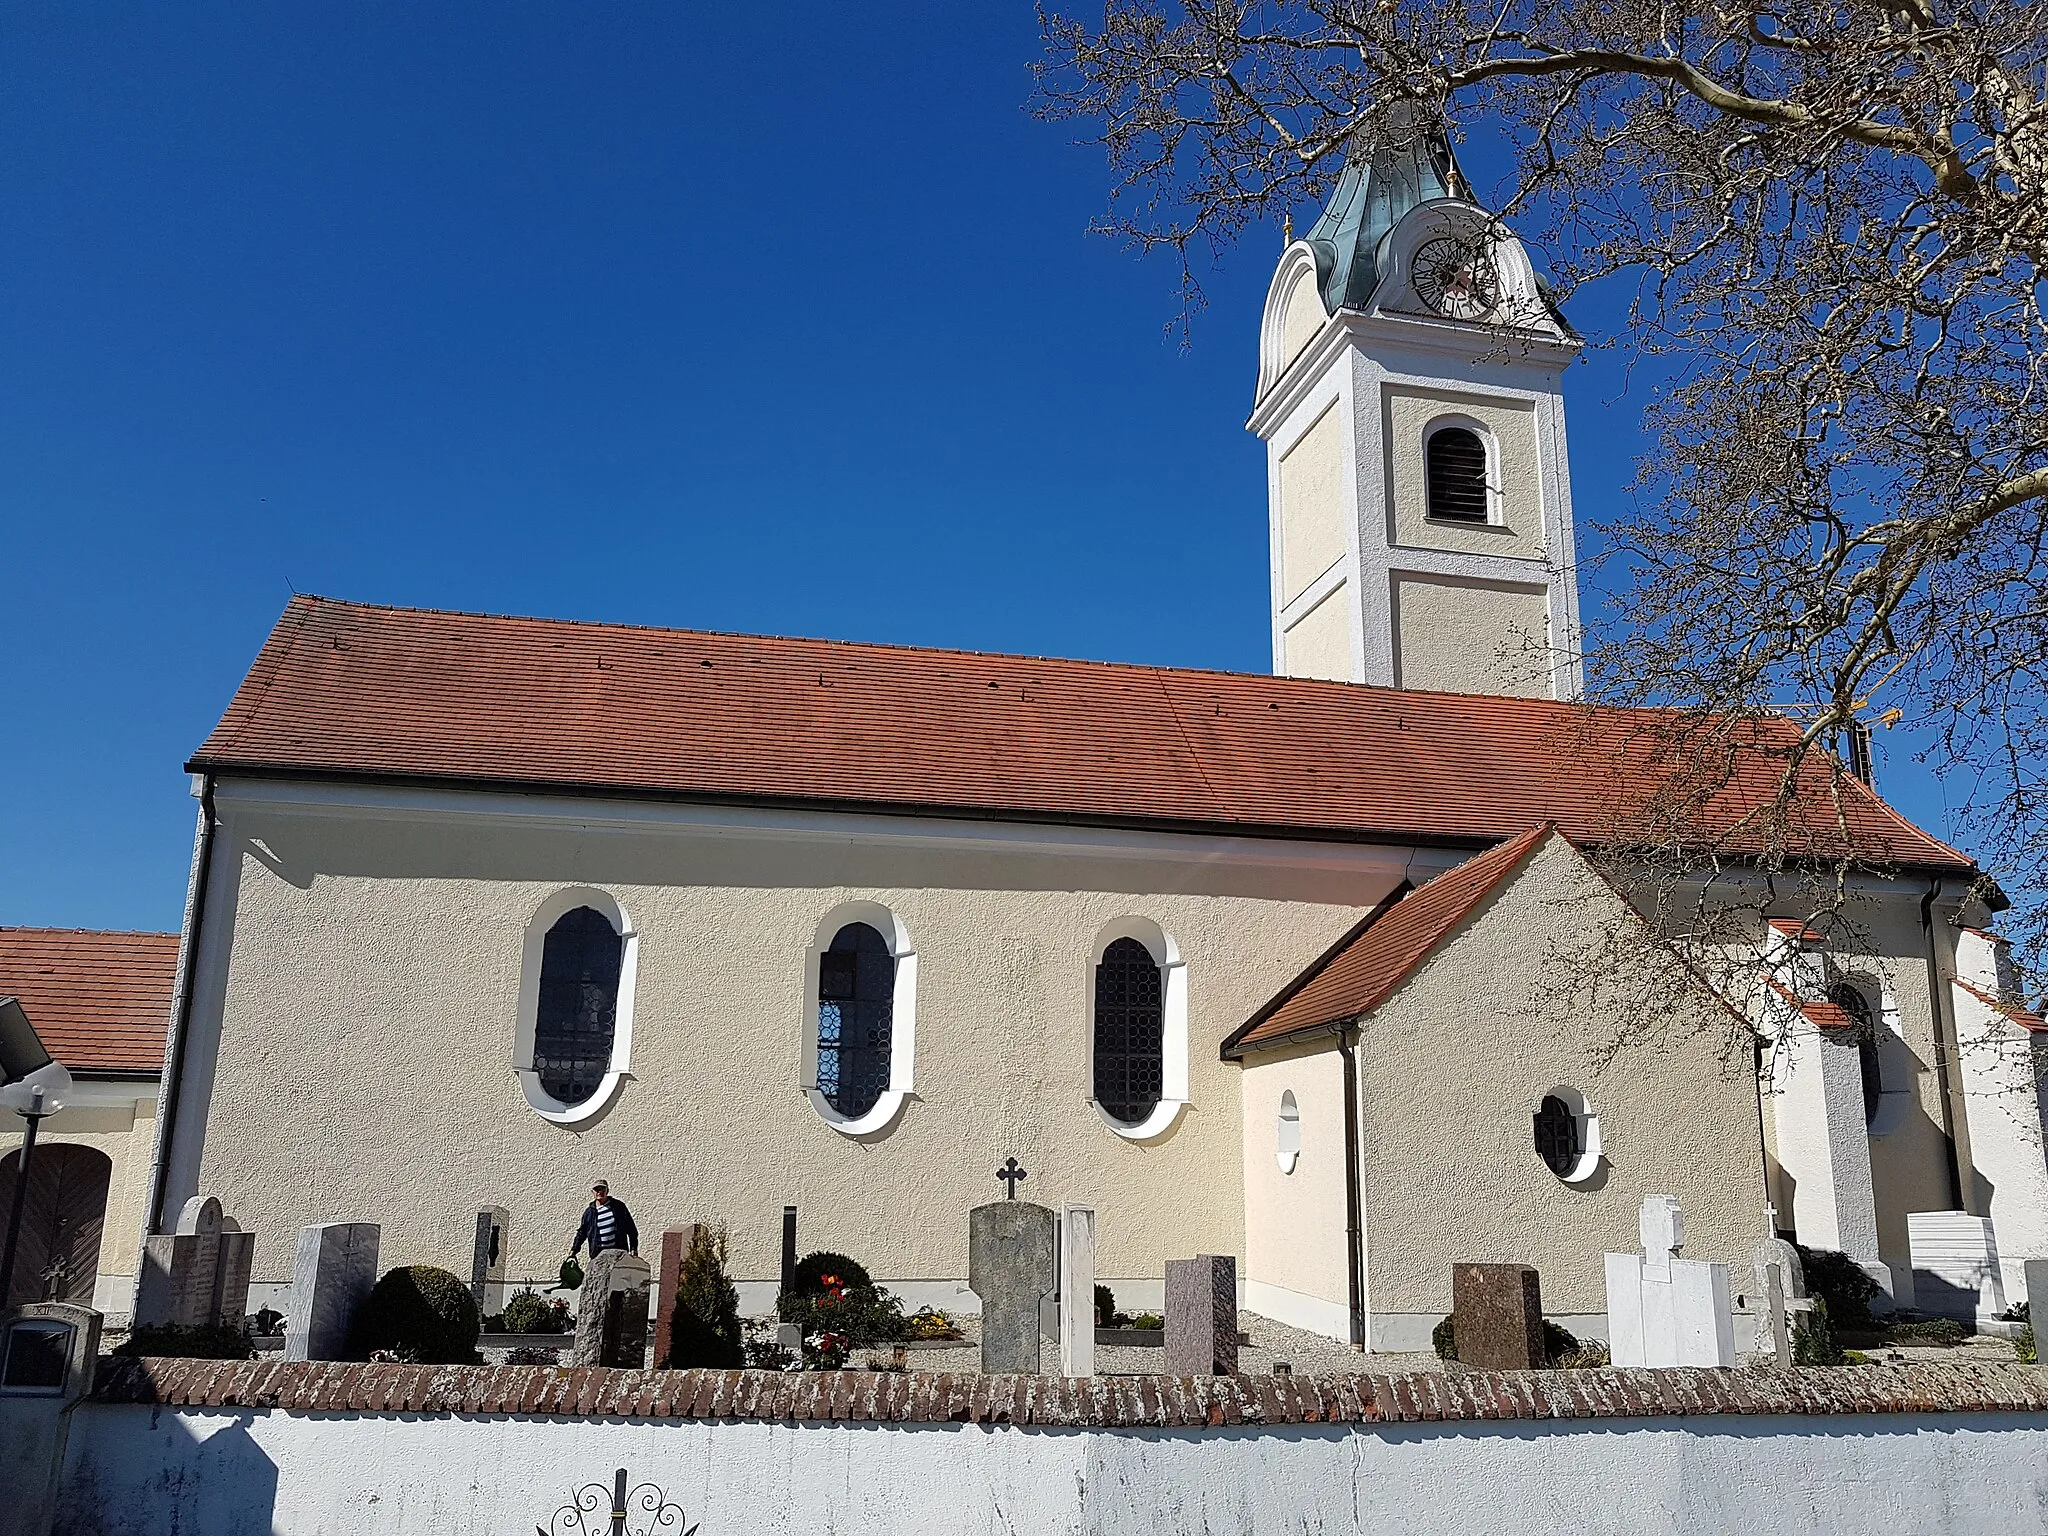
[134,136,2048,1347]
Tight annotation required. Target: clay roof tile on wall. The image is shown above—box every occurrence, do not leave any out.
[0,928,176,1074]
[188,597,1974,872]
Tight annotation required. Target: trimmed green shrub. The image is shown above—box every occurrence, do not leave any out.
[1794,1246,1880,1330]
[350,1264,481,1364]
[2016,1325,2036,1364]
[502,1290,569,1335]
[665,1224,744,1369]
[1432,1316,1457,1360]
[1793,1296,1847,1365]
[1884,1316,1970,1347]
[789,1251,871,1296]
[115,1323,253,1360]
[1095,1283,1118,1328]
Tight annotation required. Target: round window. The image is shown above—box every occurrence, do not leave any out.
[1276,1090,1301,1174]
[1532,1087,1601,1184]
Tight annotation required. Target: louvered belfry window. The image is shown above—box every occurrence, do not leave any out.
[533,906,624,1106]
[1426,426,1491,522]
[818,922,895,1118]
[1094,937,1166,1125]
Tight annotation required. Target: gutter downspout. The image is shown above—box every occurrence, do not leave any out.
[1339,1022,1366,1350]
[1920,877,1966,1212]
[138,774,218,1264]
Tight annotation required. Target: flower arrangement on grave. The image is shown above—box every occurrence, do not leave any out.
[803,1330,851,1370]
[902,1306,962,1341]
[777,1249,906,1345]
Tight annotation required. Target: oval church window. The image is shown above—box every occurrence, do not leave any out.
[1094,937,1166,1125]
[532,906,625,1107]
[817,922,896,1119]
[1533,1094,1581,1179]
[1425,425,1491,523]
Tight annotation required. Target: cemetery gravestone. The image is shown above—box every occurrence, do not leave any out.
[1605,1195,1735,1368]
[2025,1259,2048,1320]
[1451,1262,1545,1370]
[1058,1205,1096,1377]
[469,1207,508,1316]
[968,1200,1056,1374]
[573,1248,652,1368]
[135,1194,257,1332]
[1165,1254,1238,1376]
[284,1222,379,1362]
[651,1225,705,1368]
[1746,1237,1811,1367]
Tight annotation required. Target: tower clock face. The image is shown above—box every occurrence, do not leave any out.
[1412,237,1499,319]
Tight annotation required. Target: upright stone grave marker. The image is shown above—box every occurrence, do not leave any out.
[1451,1262,1545,1370]
[1164,1254,1237,1376]
[651,1224,705,1369]
[1058,1204,1096,1377]
[1605,1195,1735,1367]
[470,1206,508,1316]
[284,1222,379,1362]
[1744,1237,1811,1367]
[573,1248,652,1368]
[968,1157,1055,1374]
[135,1195,257,1331]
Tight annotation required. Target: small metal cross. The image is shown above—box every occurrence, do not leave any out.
[996,1157,1027,1199]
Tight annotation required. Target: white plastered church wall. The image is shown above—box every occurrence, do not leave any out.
[1348,833,1764,1343]
[158,778,1406,1300]
[1250,201,1584,702]
[1950,926,2048,1306]
[1239,1040,1352,1340]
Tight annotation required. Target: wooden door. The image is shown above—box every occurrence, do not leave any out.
[1,1143,112,1307]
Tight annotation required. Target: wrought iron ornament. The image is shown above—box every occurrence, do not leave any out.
[539,1467,696,1536]
[996,1157,1027,1199]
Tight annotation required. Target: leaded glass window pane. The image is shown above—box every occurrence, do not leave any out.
[533,906,623,1106]
[1094,937,1164,1125]
[818,922,894,1118]
[1533,1094,1580,1177]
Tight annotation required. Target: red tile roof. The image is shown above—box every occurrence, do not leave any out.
[1226,824,1555,1052]
[0,928,176,1074]
[1764,976,1859,1033]
[189,597,1973,871]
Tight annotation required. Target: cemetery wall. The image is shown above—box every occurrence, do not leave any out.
[1357,835,1763,1331]
[43,1359,2048,1536]
[162,782,1400,1297]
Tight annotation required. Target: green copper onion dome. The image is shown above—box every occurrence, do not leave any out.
[1305,128,1468,315]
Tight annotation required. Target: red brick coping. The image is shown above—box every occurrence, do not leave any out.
[92,1358,2048,1427]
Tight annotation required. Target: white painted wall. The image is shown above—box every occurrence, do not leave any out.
[43,1404,2048,1536]
[1950,930,2048,1305]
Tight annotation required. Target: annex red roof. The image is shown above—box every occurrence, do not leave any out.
[188,597,1972,870]
[1226,824,1554,1052]
[1956,978,2048,1033]
[0,928,176,1074]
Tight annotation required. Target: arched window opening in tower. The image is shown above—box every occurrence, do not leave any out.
[817,922,896,1119]
[1426,426,1491,522]
[1829,982,1884,1124]
[1094,937,1166,1125]
[532,905,624,1107]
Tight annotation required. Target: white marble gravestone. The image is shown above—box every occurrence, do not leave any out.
[1605,1195,1734,1368]
[1058,1205,1096,1377]
[284,1222,379,1362]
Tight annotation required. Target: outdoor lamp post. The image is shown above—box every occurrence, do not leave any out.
[0,996,73,1307]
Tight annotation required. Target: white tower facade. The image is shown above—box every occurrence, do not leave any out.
[1248,136,1583,699]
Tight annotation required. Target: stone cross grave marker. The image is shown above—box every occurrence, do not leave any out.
[573,1248,652,1368]
[1605,1195,1735,1368]
[469,1206,508,1316]
[284,1221,379,1362]
[135,1194,256,1332]
[1058,1205,1096,1377]
[1165,1254,1238,1376]
[1451,1262,1546,1370]
[969,1199,1055,1373]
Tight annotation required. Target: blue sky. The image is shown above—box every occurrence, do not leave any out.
[0,4,1959,932]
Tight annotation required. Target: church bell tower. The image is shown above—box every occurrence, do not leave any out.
[1248,130,1583,698]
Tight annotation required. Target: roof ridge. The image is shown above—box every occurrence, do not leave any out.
[0,926,179,940]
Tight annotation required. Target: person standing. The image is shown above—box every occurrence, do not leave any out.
[569,1180,639,1260]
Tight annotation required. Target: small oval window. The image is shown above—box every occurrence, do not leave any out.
[1276,1090,1302,1174]
[533,906,624,1107]
[1533,1087,1601,1184]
